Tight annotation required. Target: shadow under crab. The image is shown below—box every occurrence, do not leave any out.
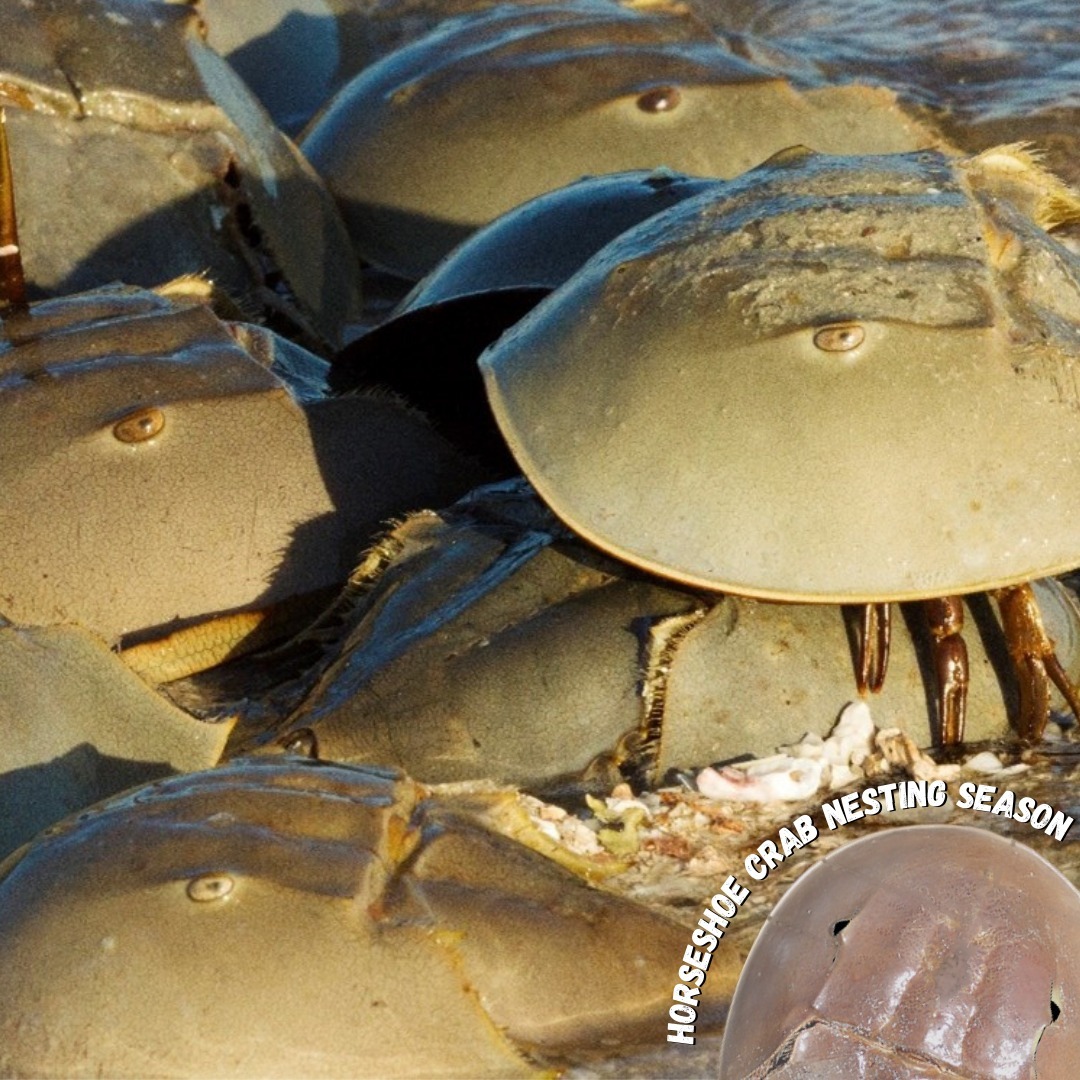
[160,482,1080,799]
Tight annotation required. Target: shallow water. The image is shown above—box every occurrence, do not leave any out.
[701,0,1080,122]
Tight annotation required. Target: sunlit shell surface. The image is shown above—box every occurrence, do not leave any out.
[481,147,1080,602]
[230,484,1080,791]
[0,284,475,641]
[2,0,357,343]
[301,0,942,277]
[0,757,721,1076]
[719,825,1080,1078]
[398,169,722,310]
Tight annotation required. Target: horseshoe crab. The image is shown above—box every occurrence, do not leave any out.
[334,169,722,466]
[300,0,947,278]
[719,825,1080,1077]
[1,0,357,345]
[0,756,728,1076]
[0,110,477,647]
[480,144,1080,747]
[209,483,1080,796]
[0,618,230,860]
[0,275,478,643]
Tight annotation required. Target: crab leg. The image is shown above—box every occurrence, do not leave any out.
[0,109,27,315]
[856,602,891,694]
[925,596,969,746]
[994,583,1080,742]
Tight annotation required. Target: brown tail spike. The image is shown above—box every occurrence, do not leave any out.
[0,108,28,316]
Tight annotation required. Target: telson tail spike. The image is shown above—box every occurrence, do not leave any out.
[0,108,29,316]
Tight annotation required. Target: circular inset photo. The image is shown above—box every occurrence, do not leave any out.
[720,824,1080,1078]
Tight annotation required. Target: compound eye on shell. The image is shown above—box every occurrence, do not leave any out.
[112,406,165,443]
[281,728,318,759]
[186,872,235,903]
[636,86,681,113]
[813,323,865,352]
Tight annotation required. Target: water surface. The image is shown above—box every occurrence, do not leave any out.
[700,0,1080,178]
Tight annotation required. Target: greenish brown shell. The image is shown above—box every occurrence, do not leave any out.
[481,147,1080,602]
[0,757,725,1076]
[301,1,944,278]
[1,0,357,344]
[0,284,477,641]
[215,484,1080,792]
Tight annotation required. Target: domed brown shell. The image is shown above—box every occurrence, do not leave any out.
[0,284,476,640]
[1,0,357,344]
[0,758,717,1076]
[301,0,941,278]
[481,146,1080,602]
[719,824,1080,1078]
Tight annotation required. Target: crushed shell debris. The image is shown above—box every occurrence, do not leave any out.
[479,700,1070,956]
